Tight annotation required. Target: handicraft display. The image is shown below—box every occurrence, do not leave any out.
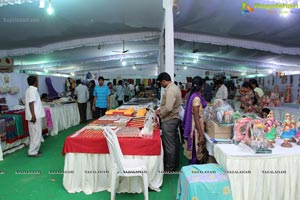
[233,111,285,153]
[117,127,142,137]
[204,99,234,124]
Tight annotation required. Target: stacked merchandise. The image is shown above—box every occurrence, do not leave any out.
[0,98,8,112]
[204,99,234,139]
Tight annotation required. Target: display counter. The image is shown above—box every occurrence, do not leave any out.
[214,140,300,200]
[62,127,163,194]
[44,102,80,136]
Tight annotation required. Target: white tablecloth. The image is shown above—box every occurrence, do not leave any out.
[45,103,80,136]
[214,140,300,200]
[63,148,164,195]
[205,133,215,156]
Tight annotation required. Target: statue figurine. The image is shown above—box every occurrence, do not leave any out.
[297,120,300,145]
[281,113,293,147]
[265,118,276,148]
[285,85,292,103]
[266,126,276,148]
[290,115,296,138]
[296,119,300,138]
[268,111,275,123]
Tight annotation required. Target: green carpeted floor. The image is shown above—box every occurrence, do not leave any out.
[0,123,189,200]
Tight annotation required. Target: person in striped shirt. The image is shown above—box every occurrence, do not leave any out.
[93,76,110,118]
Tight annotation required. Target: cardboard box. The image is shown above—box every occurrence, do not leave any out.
[205,120,232,139]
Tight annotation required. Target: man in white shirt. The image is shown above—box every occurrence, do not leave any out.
[123,82,130,102]
[128,82,135,98]
[75,79,89,123]
[215,79,228,100]
[25,76,45,157]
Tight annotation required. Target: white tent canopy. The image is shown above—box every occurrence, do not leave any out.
[1,0,300,78]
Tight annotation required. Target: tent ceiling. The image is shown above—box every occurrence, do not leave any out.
[1,0,300,78]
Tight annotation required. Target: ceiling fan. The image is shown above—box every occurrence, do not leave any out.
[192,42,200,53]
[112,40,129,54]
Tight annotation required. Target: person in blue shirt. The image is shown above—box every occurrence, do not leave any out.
[92,76,110,118]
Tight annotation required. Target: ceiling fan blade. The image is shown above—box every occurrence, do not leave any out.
[113,40,129,53]
[192,49,199,53]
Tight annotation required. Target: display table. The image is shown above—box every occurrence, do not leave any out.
[0,108,53,160]
[205,133,215,156]
[4,109,51,136]
[3,110,29,135]
[0,116,29,157]
[62,128,163,194]
[214,140,300,200]
[0,119,4,161]
[1,114,27,140]
[0,116,17,144]
[45,103,80,136]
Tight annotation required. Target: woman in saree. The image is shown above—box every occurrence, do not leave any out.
[183,76,209,164]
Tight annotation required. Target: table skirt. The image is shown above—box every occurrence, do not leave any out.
[214,144,300,200]
[63,149,164,195]
[46,103,80,136]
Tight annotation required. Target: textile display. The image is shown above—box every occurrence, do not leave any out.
[0,119,6,142]
[62,128,161,156]
[4,110,29,135]
[45,77,59,99]
[44,107,53,129]
[2,114,26,139]
[0,116,16,143]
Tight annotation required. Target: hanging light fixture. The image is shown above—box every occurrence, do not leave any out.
[39,0,45,8]
[47,0,54,15]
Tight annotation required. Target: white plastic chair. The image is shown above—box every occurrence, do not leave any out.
[103,127,149,200]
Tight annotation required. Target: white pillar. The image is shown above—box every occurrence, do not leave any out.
[163,0,175,81]
[159,36,165,73]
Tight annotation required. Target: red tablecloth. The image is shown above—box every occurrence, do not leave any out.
[62,128,161,156]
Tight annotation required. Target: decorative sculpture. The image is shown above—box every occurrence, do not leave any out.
[284,85,292,103]
[296,119,300,145]
[281,113,293,147]
[265,116,276,148]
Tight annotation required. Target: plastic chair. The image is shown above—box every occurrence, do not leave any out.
[103,127,149,200]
